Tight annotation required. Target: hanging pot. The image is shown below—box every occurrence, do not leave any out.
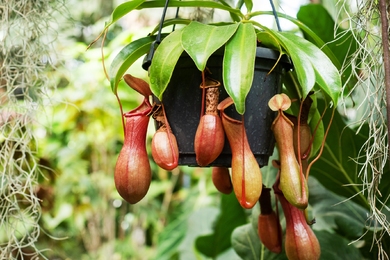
[153,47,290,167]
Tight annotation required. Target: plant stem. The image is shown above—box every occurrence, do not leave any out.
[201,70,206,118]
[115,93,126,138]
[379,0,390,157]
[101,28,109,80]
[306,108,335,179]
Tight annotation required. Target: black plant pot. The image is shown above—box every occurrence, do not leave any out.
[154,47,290,167]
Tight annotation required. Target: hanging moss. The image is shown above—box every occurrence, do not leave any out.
[0,0,62,258]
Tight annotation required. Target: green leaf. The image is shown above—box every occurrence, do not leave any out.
[146,180,172,199]
[256,31,285,76]
[107,0,146,28]
[155,211,188,259]
[314,230,364,260]
[138,0,244,21]
[218,0,242,21]
[223,22,256,114]
[195,193,247,258]
[257,31,284,54]
[311,101,369,208]
[231,223,260,260]
[149,29,184,99]
[308,101,324,158]
[309,177,368,237]
[243,0,253,12]
[182,22,239,71]
[109,36,156,93]
[267,30,341,105]
[297,4,357,87]
[178,207,220,259]
[249,12,340,69]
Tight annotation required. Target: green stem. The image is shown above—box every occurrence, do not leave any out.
[287,71,303,100]
[297,99,306,198]
[115,93,126,139]
[201,70,206,118]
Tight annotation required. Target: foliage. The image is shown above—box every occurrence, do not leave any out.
[1,0,385,259]
[299,3,390,257]
[106,0,341,115]
[195,193,247,257]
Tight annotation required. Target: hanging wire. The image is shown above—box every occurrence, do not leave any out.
[172,4,180,31]
[269,0,282,31]
[142,0,172,70]
[156,0,171,43]
[269,0,291,67]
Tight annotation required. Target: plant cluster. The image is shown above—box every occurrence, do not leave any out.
[95,0,346,259]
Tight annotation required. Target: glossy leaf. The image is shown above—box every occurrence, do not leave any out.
[218,0,241,21]
[195,193,247,258]
[223,22,256,114]
[107,0,146,28]
[249,11,340,67]
[297,4,358,90]
[109,36,156,93]
[309,177,367,237]
[154,201,191,259]
[231,223,260,260]
[314,230,364,260]
[308,101,324,158]
[178,208,220,259]
[138,0,244,21]
[266,30,341,105]
[257,31,284,54]
[182,22,238,71]
[297,4,357,71]
[307,178,366,259]
[305,94,324,157]
[149,29,184,100]
[243,0,253,12]
[311,101,369,208]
